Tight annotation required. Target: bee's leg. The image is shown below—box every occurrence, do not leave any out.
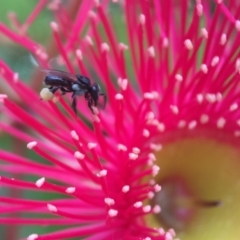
[87,98,94,114]
[49,86,59,94]
[99,93,107,109]
[60,87,72,95]
[60,87,66,95]
[71,93,77,114]
[84,93,94,113]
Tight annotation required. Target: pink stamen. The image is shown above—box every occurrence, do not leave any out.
[1,1,240,239]
[22,0,49,33]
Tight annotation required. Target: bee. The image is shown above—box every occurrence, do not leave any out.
[41,69,106,114]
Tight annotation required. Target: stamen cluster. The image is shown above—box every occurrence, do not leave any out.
[0,0,240,239]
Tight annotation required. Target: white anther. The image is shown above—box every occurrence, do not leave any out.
[154,184,161,192]
[165,232,174,240]
[157,122,165,132]
[74,151,85,160]
[201,28,208,38]
[220,33,227,45]
[70,130,79,141]
[27,141,37,149]
[147,159,154,166]
[148,191,155,198]
[66,187,76,194]
[148,46,155,57]
[211,56,219,67]
[115,93,123,100]
[196,93,204,103]
[184,39,193,50]
[139,14,146,24]
[104,198,115,206]
[201,64,208,74]
[178,120,186,128]
[143,129,150,137]
[0,94,7,102]
[236,59,240,72]
[196,3,203,16]
[200,114,209,124]
[108,209,118,217]
[129,152,138,160]
[162,37,169,47]
[217,117,226,129]
[13,72,19,83]
[27,234,39,240]
[153,205,161,213]
[148,153,156,161]
[146,111,155,120]
[134,201,143,208]
[119,42,128,51]
[88,142,97,149]
[144,92,154,100]
[132,147,140,154]
[121,79,128,90]
[150,143,162,151]
[152,165,160,176]
[143,205,151,213]
[50,21,58,31]
[122,185,130,193]
[47,204,57,213]
[157,228,165,235]
[170,105,179,115]
[101,42,110,52]
[188,120,197,130]
[175,74,183,82]
[96,169,107,177]
[206,93,216,103]
[76,49,83,60]
[118,77,128,90]
[117,144,127,151]
[36,177,45,187]
[230,103,238,111]
[235,20,240,31]
[237,119,240,127]
[86,35,94,45]
[168,228,176,237]
[234,131,240,137]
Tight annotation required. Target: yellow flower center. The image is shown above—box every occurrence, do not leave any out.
[148,137,240,240]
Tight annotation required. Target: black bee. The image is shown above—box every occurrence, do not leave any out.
[42,69,106,114]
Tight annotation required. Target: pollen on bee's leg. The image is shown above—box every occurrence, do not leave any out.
[39,88,54,101]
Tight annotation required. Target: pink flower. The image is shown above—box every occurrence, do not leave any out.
[0,0,240,239]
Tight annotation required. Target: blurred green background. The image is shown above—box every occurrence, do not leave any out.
[0,1,52,81]
[0,1,126,239]
[0,1,55,239]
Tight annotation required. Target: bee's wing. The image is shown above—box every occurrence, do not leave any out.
[42,69,78,82]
